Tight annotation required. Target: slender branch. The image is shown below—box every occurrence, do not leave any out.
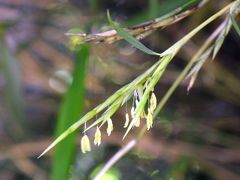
[66,0,209,44]
[93,139,137,180]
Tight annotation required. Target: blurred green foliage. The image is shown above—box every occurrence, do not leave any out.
[0,39,27,140]
[51,45,89,180]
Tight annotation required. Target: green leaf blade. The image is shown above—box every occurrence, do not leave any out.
[107,10,160,56]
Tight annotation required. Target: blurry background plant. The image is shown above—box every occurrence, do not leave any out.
[0,0,240,180]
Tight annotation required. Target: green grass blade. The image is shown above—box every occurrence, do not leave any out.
[107,10,160,56]
[51,45,89,180]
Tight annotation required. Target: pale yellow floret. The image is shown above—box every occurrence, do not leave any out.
[146,108,153,130]
[107,118,113,136]
[81,135,91,153]
[94,126,101,146]
[150,92,157,111]
[124,113,130,128]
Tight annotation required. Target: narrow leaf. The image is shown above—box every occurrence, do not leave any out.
[107,10,160,56]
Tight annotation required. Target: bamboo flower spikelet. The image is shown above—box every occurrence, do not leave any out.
[94,127,102,146]
[81,135,91,153]
[107,118,113,136]
[150,92,157,112]
[38,0,240,158]
[146,108,153,130]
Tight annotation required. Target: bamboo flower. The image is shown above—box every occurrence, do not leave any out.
[146,108,153,130]
[40,0,235,157]
[81,135,91,153]
[107,118,113,136]
[94,126,102,146]
[150,92,157,112]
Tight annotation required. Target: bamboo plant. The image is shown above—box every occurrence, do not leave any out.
[39,0,240,159]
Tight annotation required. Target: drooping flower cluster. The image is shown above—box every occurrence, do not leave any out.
[80,117,114,153]
[123,90,157,131]
[80,88,157,154]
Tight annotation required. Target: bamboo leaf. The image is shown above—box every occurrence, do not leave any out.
[107,10,160,56]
